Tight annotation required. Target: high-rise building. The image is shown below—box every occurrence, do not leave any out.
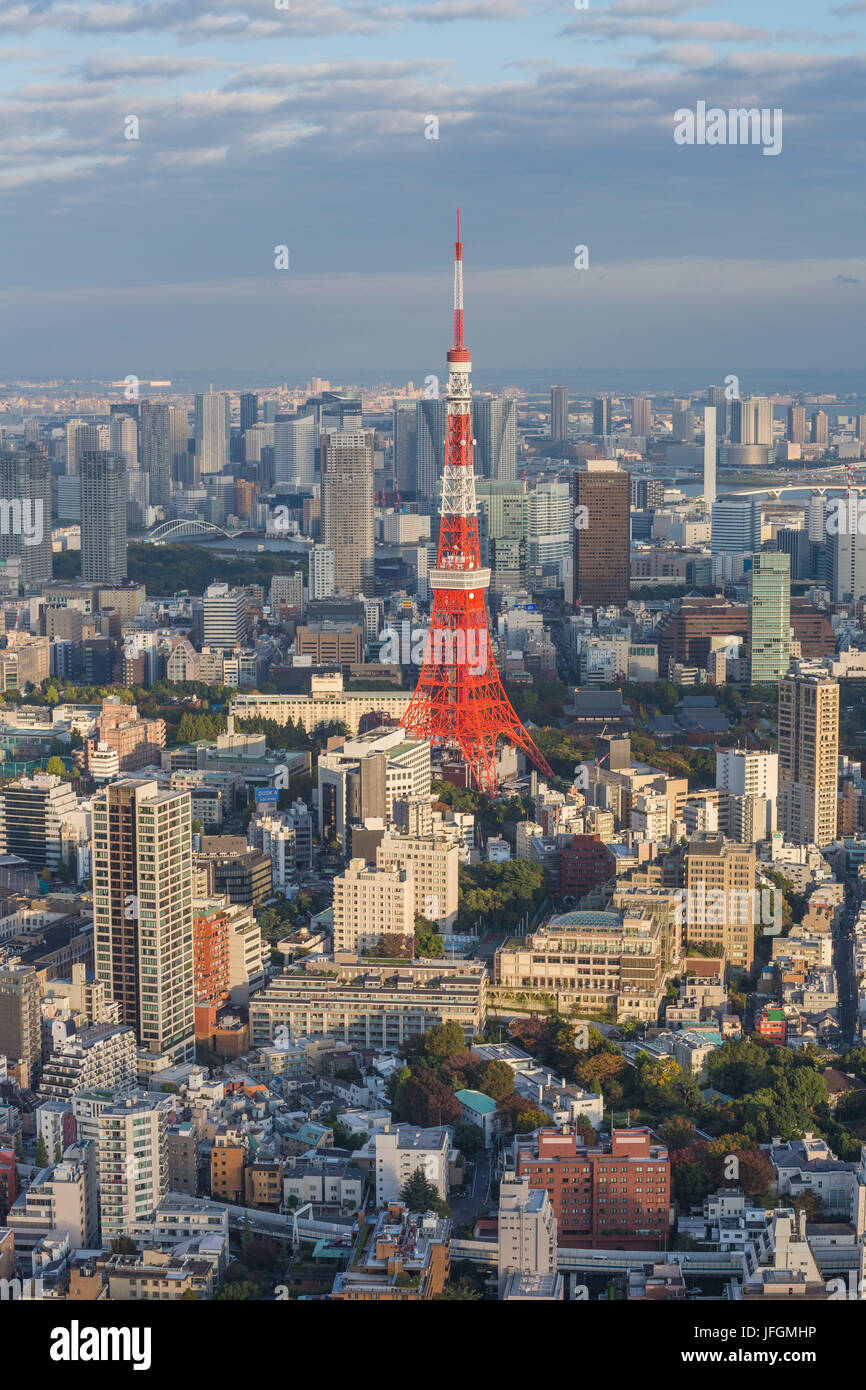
[169,406,190,483]
[778,669,839,847]
[811,411,829,446]
[716,748,778,841]
[109,412,137,473]
[497,1173,558,1298]
[753,397,773,446]
[702,405,717,507]
[858,414,866,446]
[671,400,694,443]
[202,583,247,650]
[97,1093,172,1242]
[416,398,447,497]
[309,543,336,600]
[393,402,419,495]
[376,831,460,931]
[631,397,652,437]
[274,412,316,488]
[684,834,757,969]
[472,396,516,481]
[139,401,172,507]
[0,447,52,583]
[80,451,127,584]
[787,405,806,444]
[332,858,414,953]
[526,481,571,569]
[710,498,760,555]
[0,773,77,870]
[92,780,195,1061]
[321,429,375,596]
[550,386,569,441]
[239,392,259,433]
[730,396,772,445]
[573,462,630,607]
[707,384,728,438]
[592,397,611,438]
[748,551,790,684]
[0,961,41,1089]
[194,391,230,475]
[831,520,866,604]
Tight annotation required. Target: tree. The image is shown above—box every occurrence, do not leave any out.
[400,1166,449,1217]
[34,1133,49,1168]
[372,932,414,959]
[422,1021,467,1061]
[45,755,66,778]
[414,915,445,959]
[402,1073,461,1128]
[480,1059,514,1103]
[437,1279,482,1300]
[453,1122,484,1157]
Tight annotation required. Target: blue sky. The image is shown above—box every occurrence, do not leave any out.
[0,0,864,377]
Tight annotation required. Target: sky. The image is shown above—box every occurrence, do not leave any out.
[0,0,864,380]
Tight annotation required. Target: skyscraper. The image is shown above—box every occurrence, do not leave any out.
[831,517,866,604]
[787,405,806,444]
[707,385,728,439]
[393,402,419,495]
[778,669,839,847]
[748,551,790,684]
[92,780,194,1062]
[203,583,247,650]
[592,396,611,438]
[194,391,230,474]
[416,397,447,498]
[239,392,259,432]
[0,447,52,584]
[811,410,829,446]
[109,412,138,472]
[550,386,569,441]
[274,412,316,488]
[139,400,172,507]
[631,397,652,437]
[573,461,630,608]
[321,429,375,596]
[710,498,761,555]
[169,406,190,484]
[702,406,717,506]
[310,543,336,599]
[471,396,516,481]
[80,451,127,584]
[526,482,571,569]
[671,400,694,443]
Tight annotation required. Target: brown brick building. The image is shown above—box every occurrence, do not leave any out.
[573,464,630,608]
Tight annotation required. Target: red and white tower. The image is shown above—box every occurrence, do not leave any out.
[400,215,554,793]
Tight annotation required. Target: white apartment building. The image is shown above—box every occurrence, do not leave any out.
[497,1173,558,1298]
[40,1024,137,1101]
[248,814,296,888]
[333,859,414,953]
[365,1124,453,1207]
[6,1141,99,1254]
[96,1092,172,1243]
[376,832,459,932]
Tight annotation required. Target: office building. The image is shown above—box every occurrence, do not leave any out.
[471,396,516,482]
[239,392,258,432]
[710,498,761,555]
[748,551,790,684]
[321,429,375,596]
[97,1093,172,1243]
[573,462,630,607]
[194,391,230,474]
[671,400,694,443]
[592,397,611,437]
[416,398,447,498]
[684,834,757,969]
[778,669,839,847]
[702,405,717,506]
[551,386,569,441]
[274,411,316,488]
[0,448,52,584]
[707,384,728,438]
[732,396,772,446]
[393,402,419,494]
[80,451,127,584]
[526,481,571,569]
[716,749,778,803]
[92,781,195,1062]
[318,727,431,848]
[831,521,866,605]
[202,583,247,650]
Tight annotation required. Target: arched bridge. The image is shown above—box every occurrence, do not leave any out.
[145,519,249,543]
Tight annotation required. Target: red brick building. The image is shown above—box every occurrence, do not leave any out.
[193,907,231,1028]
[515,1127,671,1249]
[0,1147,19,1220]
[559,834,616,901]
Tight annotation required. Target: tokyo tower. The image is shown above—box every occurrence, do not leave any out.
[400,214,554,794]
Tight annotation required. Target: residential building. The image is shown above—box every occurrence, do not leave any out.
[683,834,757,969]
[749,551,791,684]
[0,773,78,870]
[497,1172,557,1297]
[80,451,127,584]
[321,429,375,596]
[96,1092,172,1243]
[376,831,459,932]
[333,859,414,953]
[778,670,840,847]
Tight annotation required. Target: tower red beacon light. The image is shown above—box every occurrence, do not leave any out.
[400,214,554,794]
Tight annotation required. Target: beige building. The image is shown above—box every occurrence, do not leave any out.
[494,908,666,1022]
[778,669,839,847]
[7,1142,99,1253]
[683,833,757,969]
[333,859,414,953]
[497,1173,558,1299]
[321,428,375,596]
[376,832,460,932]
[0,634,50,691]
[96,1093,172,1243]
[230,674,412,736]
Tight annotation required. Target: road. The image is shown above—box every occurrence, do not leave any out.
[450,1150,492,1226]
[836,883,859,1050]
